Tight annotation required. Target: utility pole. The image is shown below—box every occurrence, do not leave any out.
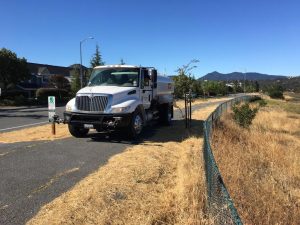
[244,69,247,93]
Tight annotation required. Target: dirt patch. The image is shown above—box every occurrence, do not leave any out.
[0,124,71,143]
[26,104,219,225]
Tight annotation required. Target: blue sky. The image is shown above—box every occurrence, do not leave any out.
[1,0,299,77]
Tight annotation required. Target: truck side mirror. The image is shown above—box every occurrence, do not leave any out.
[141,69,149,89]
[144,70,149,77]
[150,69,157,89]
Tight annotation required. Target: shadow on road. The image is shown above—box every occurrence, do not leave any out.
[0,114,47,119]
[88,118,204,145]
[0,103,67,112]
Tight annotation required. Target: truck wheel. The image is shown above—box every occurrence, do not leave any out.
[68,124,89,138]
[128,110,144,138]
[160,104,172,125]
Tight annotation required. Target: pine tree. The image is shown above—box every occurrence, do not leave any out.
[120,58,125,65]
[255,81,260,92]
[90,44,104,68]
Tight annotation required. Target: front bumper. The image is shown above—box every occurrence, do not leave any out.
[64,111,131,129]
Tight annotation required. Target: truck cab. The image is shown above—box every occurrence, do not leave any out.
[64,65,174,138]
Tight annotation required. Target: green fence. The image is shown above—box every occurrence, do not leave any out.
[203,95,256,224]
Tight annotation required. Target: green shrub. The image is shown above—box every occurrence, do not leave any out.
[249,96,262,102]
[1,90,27,100]
[0,99,15,106]
[268,85,284,99]
[232,103,258,128]
[258,99,267,107]
[14,95,27,106]
[249,96,267,107]
[36,88,70,103]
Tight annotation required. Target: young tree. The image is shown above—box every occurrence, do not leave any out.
[255,81,260,92]
[176,59,200,79]
[173,59,200,98]
[90,44,104,68]
[173,73,192,98]
[0,48,30,92]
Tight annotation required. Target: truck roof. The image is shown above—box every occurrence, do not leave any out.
[94,65,139,69]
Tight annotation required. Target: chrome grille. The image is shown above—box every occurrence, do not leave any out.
[76,95,108,112]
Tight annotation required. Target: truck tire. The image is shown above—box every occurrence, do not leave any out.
[159,104,172,125]
[68,124,89,138]
[128,110,144,139]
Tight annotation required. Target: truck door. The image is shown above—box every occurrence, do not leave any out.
[141,69,152,109]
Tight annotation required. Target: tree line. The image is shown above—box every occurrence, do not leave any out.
[0,47,287,106]
[0,46,126,105]
[173,60,260,98]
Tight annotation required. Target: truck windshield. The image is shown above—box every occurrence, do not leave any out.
[88,68,139,87]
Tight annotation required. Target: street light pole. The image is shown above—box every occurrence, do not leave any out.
[80,37,94,88]
[80,41,83,88]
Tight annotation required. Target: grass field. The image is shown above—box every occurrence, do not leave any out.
[212,97,300,224]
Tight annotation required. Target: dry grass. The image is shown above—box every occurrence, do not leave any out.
[284,92,300,103]
[174,96,234,109]
[0,98,229,224]
[193,105,219,121]
[211,101,300,224]
[175,98,210,109]
[26,105,217,225]
[0,123,71,143]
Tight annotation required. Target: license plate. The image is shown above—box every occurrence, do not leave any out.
[84,124,94,129]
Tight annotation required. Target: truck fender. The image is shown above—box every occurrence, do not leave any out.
[66,98,76,111]
[111,100,146,124]
[135,104,147,125]
[158,94,173,104]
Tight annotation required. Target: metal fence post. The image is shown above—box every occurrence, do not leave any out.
[185,93,187,128]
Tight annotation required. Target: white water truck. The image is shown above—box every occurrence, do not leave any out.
[64,65,174,138]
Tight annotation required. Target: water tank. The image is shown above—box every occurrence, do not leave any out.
[157,75,174,95]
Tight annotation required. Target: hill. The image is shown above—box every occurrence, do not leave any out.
[200,71,286,81]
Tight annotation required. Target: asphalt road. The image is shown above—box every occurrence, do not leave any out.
[0,98,234,225]
[0,106,65,132]
[0,94,245,133]
[0,137,132,225]
[0,108,184,225]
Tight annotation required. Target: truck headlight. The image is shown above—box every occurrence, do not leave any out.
[66,105,72,112]
[111,106,131,113]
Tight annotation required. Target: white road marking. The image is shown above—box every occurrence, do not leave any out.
[0,121,48,132]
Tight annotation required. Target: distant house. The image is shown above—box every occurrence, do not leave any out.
[17,63,74,98]
[225,82,242,88]
[225,83,235,88]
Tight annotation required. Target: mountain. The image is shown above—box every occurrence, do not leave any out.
[199,71,287,81]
